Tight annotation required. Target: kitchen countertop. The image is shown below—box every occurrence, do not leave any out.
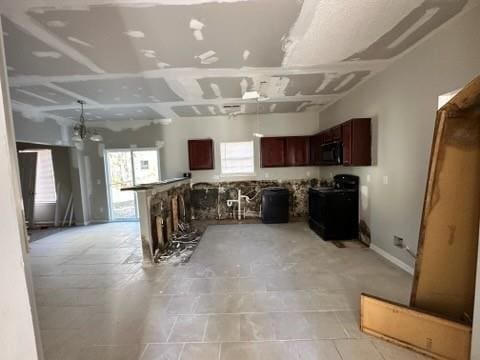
[121,177,190,191]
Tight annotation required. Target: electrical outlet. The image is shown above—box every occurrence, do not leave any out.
[394,235,404,248]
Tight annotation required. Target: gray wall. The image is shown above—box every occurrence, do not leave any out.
[13,111,72,147]
[317,5,480,268]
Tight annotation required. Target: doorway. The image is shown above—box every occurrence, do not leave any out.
[105,148,160,221]
[18,148,58,228]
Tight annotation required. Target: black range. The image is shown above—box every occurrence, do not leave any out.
[309,174,359,240]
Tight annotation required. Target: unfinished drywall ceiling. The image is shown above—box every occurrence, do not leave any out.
[0,0,477,126]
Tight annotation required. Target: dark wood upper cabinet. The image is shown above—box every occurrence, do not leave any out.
[309,134,323,165]
[286,136,310,166]
[342,118,371,166]
[260,137,286,167]
[323,129,333,143]
[331,125,342,141]
[188,139,214,170]
[342,121,353,165]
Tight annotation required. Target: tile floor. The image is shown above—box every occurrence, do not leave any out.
[30,222,428,360]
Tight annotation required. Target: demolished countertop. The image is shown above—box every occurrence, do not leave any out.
[121,177,190,192]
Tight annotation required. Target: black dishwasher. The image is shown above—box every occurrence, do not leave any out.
[261,187,289,224]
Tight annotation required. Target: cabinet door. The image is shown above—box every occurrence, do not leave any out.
[188,139,214,170]
[331,125,342,140]
[309,135,322,165]
[342,121,353,166]
[260,137,286,167]
[323,130,333,143]
[351,118,371,166]
[286,136,310,166]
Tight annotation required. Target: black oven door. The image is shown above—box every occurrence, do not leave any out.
[321,142,342,165]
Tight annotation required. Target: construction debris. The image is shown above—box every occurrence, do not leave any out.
[153,222,202,265]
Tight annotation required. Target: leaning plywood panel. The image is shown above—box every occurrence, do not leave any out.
[361,294,471,360]
[411,76,480,321]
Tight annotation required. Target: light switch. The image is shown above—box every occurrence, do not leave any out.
[383,175,389,185]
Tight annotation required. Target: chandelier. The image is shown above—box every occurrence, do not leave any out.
[72,100,103,142]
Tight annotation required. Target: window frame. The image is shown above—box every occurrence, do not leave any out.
[219,141,255,176]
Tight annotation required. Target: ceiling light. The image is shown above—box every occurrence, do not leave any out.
[157,118,172,125]
[242,91,260,100]
[72,100,103,143]
[89,132,103,142]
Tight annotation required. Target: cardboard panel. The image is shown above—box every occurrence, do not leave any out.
[361,294,471,360]
[411,76,480,320]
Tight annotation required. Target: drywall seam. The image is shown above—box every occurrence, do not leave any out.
[4,11,104,74]
[8,61,386,86]
[42,83,102,106]
[33,94,339,111]
[11,0,251,8]
[370,243,414,275]
[11,100,75,126]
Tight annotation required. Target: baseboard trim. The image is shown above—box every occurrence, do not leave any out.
[370,243,415,275]
[88,219,110,224]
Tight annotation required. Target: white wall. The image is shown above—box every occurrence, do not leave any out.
[0,18,42,360]
[317,4,480,269]
[162,112,321,182]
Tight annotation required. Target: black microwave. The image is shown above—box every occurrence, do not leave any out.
[321,142,343,165]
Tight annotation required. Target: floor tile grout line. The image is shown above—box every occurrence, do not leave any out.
[165,316,179,343]
[332,339,346,360]
[137,343,150,360]
[176,343,186,360]
[202,316,209,342]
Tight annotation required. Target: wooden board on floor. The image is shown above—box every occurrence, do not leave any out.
[411,76,480,321]
[361,294,472,360]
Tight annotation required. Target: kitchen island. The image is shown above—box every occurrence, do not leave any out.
[122,177,191,265]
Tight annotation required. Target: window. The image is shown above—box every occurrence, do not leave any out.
[19,149,57,203]
[220,141,254,174]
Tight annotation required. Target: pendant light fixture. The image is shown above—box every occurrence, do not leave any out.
[72,100,103,143]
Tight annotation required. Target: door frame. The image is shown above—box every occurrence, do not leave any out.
[104,147,161,221]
